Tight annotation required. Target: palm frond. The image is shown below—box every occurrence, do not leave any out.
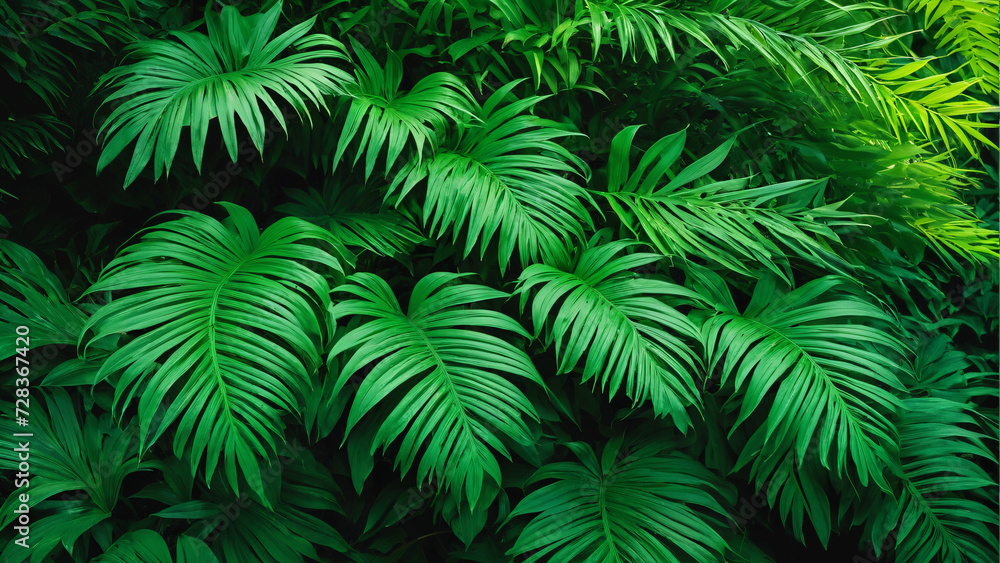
[79,203,349,503]
[503,428,736,563]
[0,239,89,364]
[150,447,348,562]
[909,0,999,96]
[688,267,907,491]
[390,80,594,272]
[94,0,353,187]
[863,57,999,157]
[514,236,703,430]
[599,125,855,283]
[333,39,475,180]
[0,114,69,177]
[330,271,547,510]
[858,396,998,563]
[0,389,150,561]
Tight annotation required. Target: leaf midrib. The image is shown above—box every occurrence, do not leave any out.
[207,253,252,428]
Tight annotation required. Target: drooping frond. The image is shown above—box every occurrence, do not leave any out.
[514,236,703,430]
[94,0,354,186]
[390,80,594,272]
[0,114,69,177]
[0,239,89,364]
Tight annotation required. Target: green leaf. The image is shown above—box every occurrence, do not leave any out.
[390,80,594,272]
[514,237,703,431]
[330,271,547,509]
[504,427,736,563]
[93,0,353,187]
[79,203,349,504]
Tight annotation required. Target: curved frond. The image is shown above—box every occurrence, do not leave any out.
[689,268,907,491]
[94,0,353,186]
[79,203,348,502]
[861,396,998,563]
[514,237,703,430]
[390,80,594,271]
[333,39,475,180]
[504,429,736,563]
[600,125,854,282]
[330,271,547,509]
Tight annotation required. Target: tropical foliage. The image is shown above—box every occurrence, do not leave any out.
[0,0,996,561]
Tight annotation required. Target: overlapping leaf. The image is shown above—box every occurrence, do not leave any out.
[330,271,547,509]
[514,237,702,430]
[688,267,907,491]
[858,396,999,563]
[599,125,854,283]
[80,203,348,503]
[333,39,475,180]
[94,0,353,186]
[390,80,594,272]
[504,430,735,563]
[0,389,149,562]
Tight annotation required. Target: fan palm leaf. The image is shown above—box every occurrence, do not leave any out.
[329,271,548,510]
[513,236,703,431]
[79,202,349,503]
[94,0,354,187]
[390,80,595,272]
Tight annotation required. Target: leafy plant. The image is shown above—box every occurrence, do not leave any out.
[0,0,996,561]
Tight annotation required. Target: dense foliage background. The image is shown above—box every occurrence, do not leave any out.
[0,0,997,561]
